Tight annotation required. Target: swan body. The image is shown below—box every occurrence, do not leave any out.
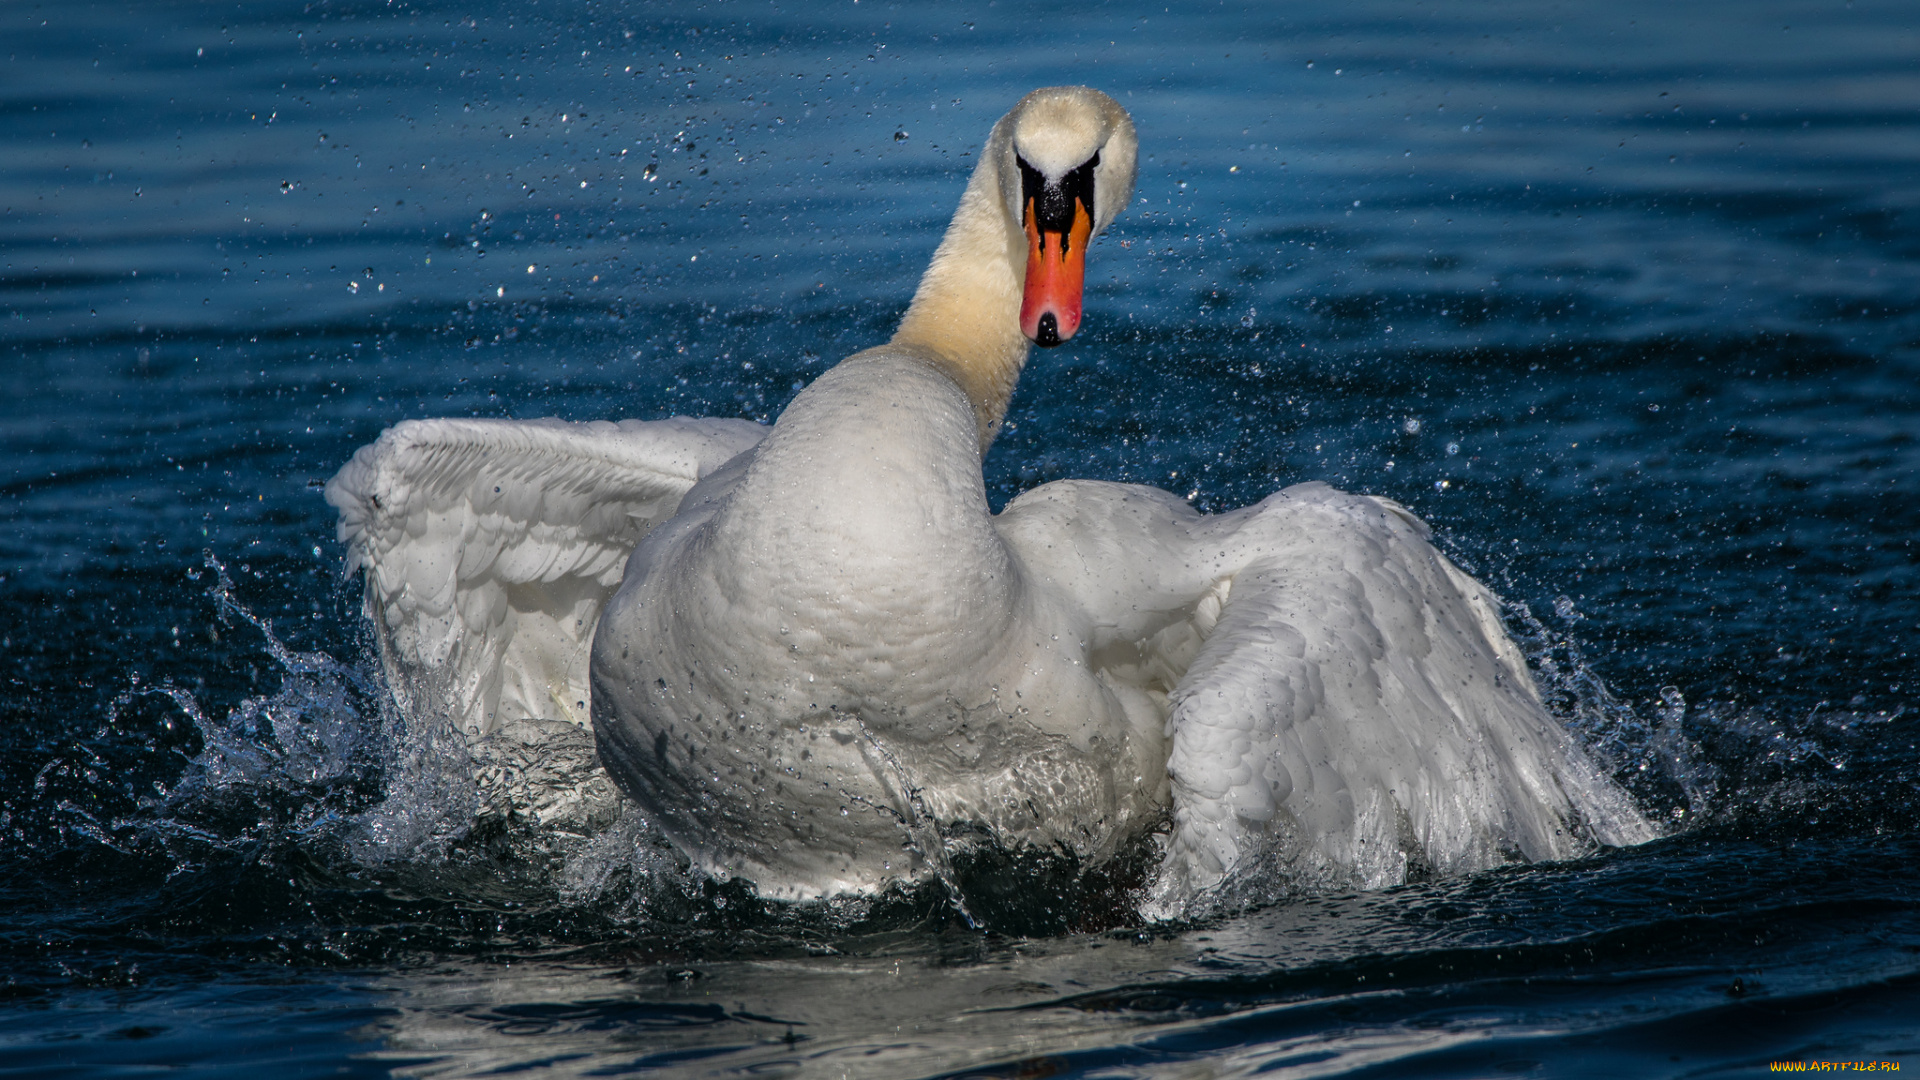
[328,87,1653,907]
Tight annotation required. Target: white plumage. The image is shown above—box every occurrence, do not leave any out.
[327,87,1653,909]
[327,416,764,741]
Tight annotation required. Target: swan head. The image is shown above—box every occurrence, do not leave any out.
[993,87,1138,347]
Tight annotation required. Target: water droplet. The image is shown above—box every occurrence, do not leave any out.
[1658,686,1686,725]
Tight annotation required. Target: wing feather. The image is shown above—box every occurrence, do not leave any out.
[326,416,765,740]
[1000,477,1653,910]
[1157,484,1654,903]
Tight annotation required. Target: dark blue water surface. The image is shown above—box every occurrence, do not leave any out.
[4,0,1918,1075]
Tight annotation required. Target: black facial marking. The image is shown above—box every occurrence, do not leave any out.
[1034,312,1062,347]
[1018,151,1100,250]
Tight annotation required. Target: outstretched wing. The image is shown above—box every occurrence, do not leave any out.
[1157,484,1654,902]
[999,477,1653,910]
[325,416,766,741]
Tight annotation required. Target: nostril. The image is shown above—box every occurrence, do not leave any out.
[1035,312,1061,347]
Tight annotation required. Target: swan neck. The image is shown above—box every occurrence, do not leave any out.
[890,137,1029,453]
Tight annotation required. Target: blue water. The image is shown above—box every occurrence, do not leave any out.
[4,0,1918,1075]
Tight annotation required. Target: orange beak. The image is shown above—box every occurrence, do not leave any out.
[1020,193,1092,347]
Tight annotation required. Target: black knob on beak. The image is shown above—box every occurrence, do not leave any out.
[1034,312,1062,348]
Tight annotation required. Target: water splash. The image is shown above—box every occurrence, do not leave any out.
[172,555,380,796]
[8,554,652,910]
[78,553,394,879]
[1499,595,1713,828]
[28,548,1887,942]
[1497,591,1914,838]
[850,718,981,929]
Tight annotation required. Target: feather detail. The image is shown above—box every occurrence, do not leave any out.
[325,415,764,739]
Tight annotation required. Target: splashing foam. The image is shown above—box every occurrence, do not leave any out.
[104,553,1866,930]
[108,554,689,917]
[1503,595,1715,827]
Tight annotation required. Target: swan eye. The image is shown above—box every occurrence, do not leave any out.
[1018,151,1100,244]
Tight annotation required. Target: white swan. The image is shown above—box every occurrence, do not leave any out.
[327,87,1653,908]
